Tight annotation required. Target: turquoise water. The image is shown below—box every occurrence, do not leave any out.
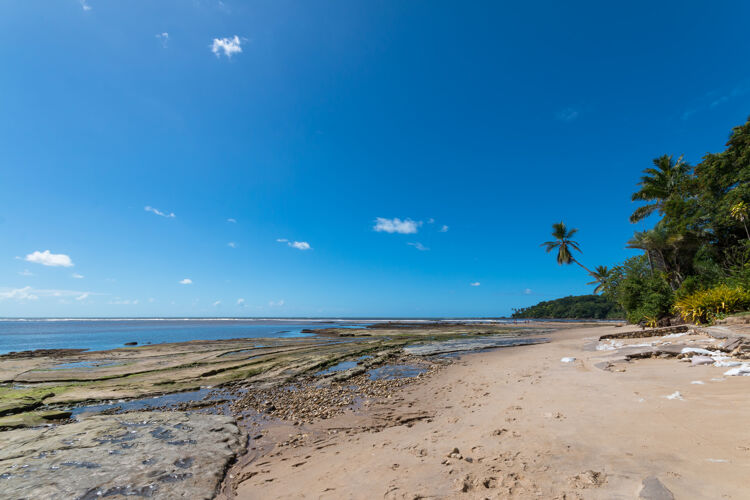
[0,319,352,354]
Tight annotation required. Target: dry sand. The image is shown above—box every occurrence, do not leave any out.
[226,325,750,499]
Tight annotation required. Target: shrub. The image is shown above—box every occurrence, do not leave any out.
[674,284,750,325]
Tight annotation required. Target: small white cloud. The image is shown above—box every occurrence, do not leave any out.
[523,288,533,295]
[277,239,311,250]
[148,297,155,303]
[179,278,192,285]
[227,218,237,223]
[407,242,429,251]
[80,0,91,11]
[556,107,580,122]
[439,225,449,232]
[75,292,90,301]
[18,269,34,276]
[237,298,246,307]
[269,299,285,307]
[212,300,221,307]
[373,217,421,234]
[228,242,237,248]
[25,250,74,267]
[109,298,138,305]
[211,35,242,58]
[0,287,97,301]
[156,32,169,48]
[427,218,435,224]
[144,206,175,218]
[470,282,481,287]
[72,273,84,279]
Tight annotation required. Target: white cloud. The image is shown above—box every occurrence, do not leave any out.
[145,206,175,218]
[556,107,580,122]
[213,300,221,307]
[439,225,449,232]
[179,278,192,285]
[237,298,246,307]
[228,242,237,248]
[156,32,169,48]
[212,35,242,58]
[277,239,311,250]
[227,218,237,223]
[18,269,34,276]
[109,298,139,305]
[427,218,435,224]
[76,292,90,301]
[407,242,429,251]
[0,287,97,301]
[470,282,481,287]
[72,273,84,279]
[523,288,533,295]
[373,217,421,234]
[268,299,285,307]
[148,298,156,303]
[25,250,74,267]
[80,0,91,11]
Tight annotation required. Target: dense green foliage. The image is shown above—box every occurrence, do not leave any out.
[511,295,623,320]
[539,116,750,325]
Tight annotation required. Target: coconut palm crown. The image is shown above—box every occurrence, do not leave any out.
[541,222,593,274]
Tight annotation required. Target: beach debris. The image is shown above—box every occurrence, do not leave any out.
[706,458,729,463]
[690,355,714,366]
[690,380,705,385]
[665,391,683,400]
[639,476,674,500]
[569,470,607,489]
[560,357,576,363]
[724,363,750,376]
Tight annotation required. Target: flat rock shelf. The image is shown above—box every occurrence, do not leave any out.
[0,411,244,499]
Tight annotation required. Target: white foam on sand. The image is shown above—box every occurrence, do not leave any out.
[665,391,684,400]
[707,458,729,463]
[690,380,705,385]
[560,357,576,363]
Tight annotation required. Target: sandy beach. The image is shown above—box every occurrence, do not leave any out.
[224,324,750,499]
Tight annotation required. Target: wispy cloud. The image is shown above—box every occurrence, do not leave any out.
[72,273,84,279]
[76,292,90,301]
[407,242,429,251]
[109,298,139,305]
[277,238,312,250]
[25,250,74,267]
[212,300,221,307]
[80,0,91,11]
[470,282,481,287]
[18,269,34,276]
[0,287,99,301]
[227,218,237,223]
[237,298,246,307]
[268,299,285,307]
[179,278,192,285]
[144,206,175,218]
[212,36,242,58]
[439,225,449,232]
[556,107,580,122]
[682,79,750,120]
[228,242,237,248]
[523,288,533,295]
[373,217,421,234]
[156,32,169,48]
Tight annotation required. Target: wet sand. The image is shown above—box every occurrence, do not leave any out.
[225,325,750,499]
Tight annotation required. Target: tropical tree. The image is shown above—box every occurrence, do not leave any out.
[587,265,611,294]
[630,154,692,223]
[541,222,593,274]
[731,201,750,240]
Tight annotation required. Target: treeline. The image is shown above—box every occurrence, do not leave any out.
[541,116,750,325]
[511,295,623,320]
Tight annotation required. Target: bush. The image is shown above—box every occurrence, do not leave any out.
[617,270,674,325]
[674,284,750,325]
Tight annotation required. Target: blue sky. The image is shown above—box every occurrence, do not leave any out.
[1,1,749,317]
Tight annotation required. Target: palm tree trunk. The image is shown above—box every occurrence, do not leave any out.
[571,258,594,275]
[743,220,750,240]
[645,251,654,276]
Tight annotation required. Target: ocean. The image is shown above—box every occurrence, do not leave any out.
[0,318,358,354]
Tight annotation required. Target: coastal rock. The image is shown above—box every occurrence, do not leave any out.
[639,476,674,500]
[0,411,243,499]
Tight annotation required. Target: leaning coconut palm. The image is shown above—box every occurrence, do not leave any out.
[541,222,593,274]
[630,154,692,223]
[730,201,750,240]
[586,265,610,294]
